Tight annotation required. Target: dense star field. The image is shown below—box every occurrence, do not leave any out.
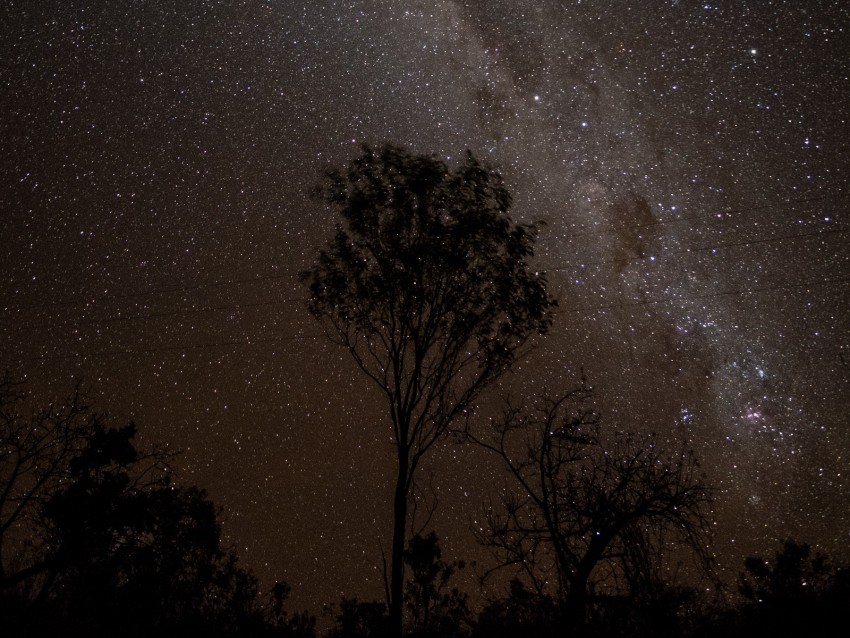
[2,0,848,615]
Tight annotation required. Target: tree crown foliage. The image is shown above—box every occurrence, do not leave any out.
[302,144,556,448]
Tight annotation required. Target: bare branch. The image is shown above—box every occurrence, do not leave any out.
[472,383,715,629]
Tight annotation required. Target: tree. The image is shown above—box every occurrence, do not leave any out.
[35,426,260,636]
[403,532,471,638]
[472,382,714,632]
[264,582,319,638]
[0,378,315,637]
[326,598,389,638]
[302,144,556,636]
[740,539,830,605]
[0,375,113,589]
[474,579,559,638]
[326,533,471,638]
[2,421,266,637]
[735,540,850,638]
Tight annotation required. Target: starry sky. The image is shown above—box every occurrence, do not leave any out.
[2,0,849,615]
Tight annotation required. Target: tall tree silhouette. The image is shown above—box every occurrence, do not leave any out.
[472,382,714,631]
[302,144,556,637]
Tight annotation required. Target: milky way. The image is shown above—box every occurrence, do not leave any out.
[2,0,848,614]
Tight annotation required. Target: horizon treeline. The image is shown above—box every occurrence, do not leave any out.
[2,375,849,638]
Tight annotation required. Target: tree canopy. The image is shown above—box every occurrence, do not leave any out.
[0,378,315,638]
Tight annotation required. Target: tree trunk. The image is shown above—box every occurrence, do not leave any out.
[564,587,588,631]
[564,568,592,633]
[389,453,409,638]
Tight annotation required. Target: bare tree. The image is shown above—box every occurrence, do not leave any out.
[301,144,556,637]
[471,381,714,630]
[0,375,97,588]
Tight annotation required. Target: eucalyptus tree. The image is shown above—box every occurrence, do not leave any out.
[302,144,556,637]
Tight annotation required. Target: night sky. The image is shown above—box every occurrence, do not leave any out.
[2,0,848,615]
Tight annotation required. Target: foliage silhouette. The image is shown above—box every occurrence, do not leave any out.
[732,539,850,638]
[302,143,556,637]
[327,532,471,638]
[265,581,320,638]
[474,579,559,638]
[403,532,471,638]
[471,380,714,633]
[326,597,390,638]
[0,377,314,638]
